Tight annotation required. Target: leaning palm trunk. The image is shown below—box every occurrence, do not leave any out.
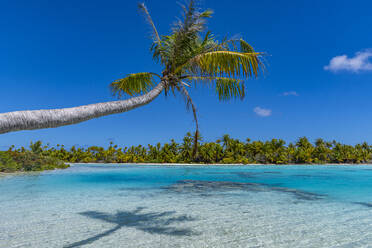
[0,82,165,134]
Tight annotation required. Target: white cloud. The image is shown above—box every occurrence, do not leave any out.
[324,50,372,73]
[282,91,299,96]
[253,107,272,117]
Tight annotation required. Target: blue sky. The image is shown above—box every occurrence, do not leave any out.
[1,0,372,148]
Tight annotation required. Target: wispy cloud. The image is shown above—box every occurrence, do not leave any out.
[282,91,299,96]
[253,107,272,117]
[324,50,372,73]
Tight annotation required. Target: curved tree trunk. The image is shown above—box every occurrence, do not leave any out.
[0,81,165,134]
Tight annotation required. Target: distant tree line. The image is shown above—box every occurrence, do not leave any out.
[0,141,68,173]
[1,133,372,172]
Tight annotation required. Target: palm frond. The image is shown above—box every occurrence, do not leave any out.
[239,39,255,53]
[110,72,160,98]
[152,0,214,71]
[187,51,263,78]
[175,0,213,34]
[215,78,245,101]
[138,3,161,43]
[185,76,245,101]
[180,83,199,156]
[216,38,255,53]
[180,83,198,116]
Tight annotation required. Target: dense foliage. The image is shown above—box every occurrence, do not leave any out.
[1,134,371,172]
[0,141,68,173]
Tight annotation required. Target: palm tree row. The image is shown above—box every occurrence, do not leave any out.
[2,134,371,172]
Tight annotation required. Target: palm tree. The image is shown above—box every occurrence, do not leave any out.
[0,1,263,149]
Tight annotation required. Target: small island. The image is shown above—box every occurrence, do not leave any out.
[1,133,371,173]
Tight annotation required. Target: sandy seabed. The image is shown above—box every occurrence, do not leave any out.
[1,164,372,248]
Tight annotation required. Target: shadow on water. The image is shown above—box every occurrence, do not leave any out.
[354,202,372,208]
[64,207,197,248]
[165,180,326,201]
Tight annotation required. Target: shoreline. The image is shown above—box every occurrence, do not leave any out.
[2,163,371,176]
[69,162,372,166]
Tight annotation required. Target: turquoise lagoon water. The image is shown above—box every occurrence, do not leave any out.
[1,164,372,247]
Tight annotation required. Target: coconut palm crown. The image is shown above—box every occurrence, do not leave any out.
[111,1,264,155]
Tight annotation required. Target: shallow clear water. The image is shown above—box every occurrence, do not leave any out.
[1,164,372,248]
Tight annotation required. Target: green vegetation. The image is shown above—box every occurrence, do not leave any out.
[1,134,371,172]
[0,141,68,173]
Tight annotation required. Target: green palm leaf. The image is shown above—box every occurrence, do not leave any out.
[215,78,245,101]
[239,39,255,53]
[187,76,245,101]
[186,51,263,79]
[110,72,160,98]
